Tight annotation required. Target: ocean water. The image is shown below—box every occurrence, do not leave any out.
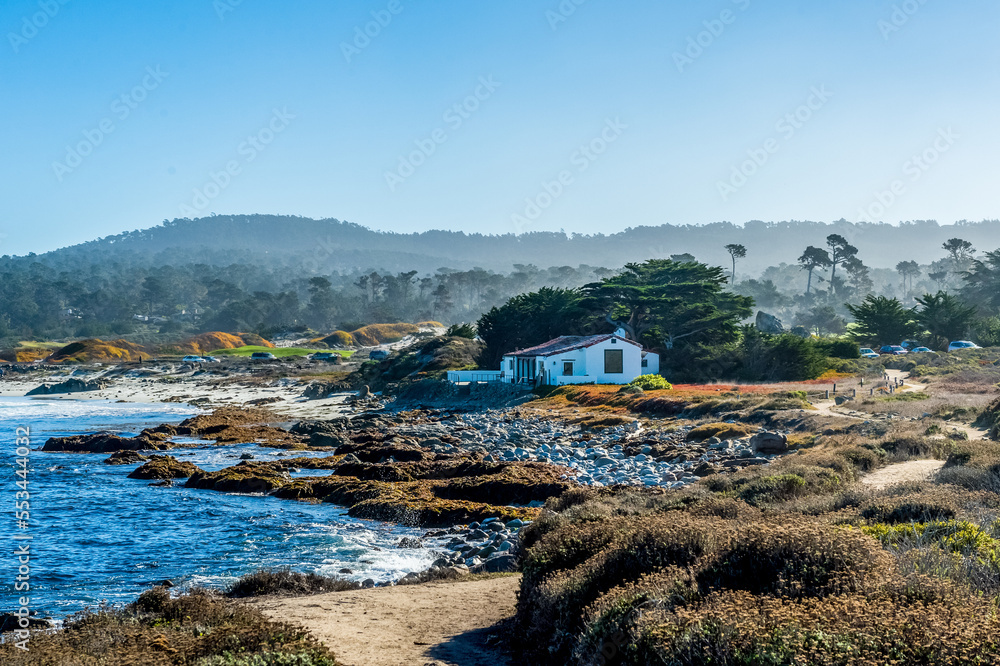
[0,397,437,618]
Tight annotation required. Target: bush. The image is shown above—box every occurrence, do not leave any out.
[226,568,360,598]
[629,374,672,390]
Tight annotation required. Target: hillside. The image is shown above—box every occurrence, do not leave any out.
[9,215,1000,275]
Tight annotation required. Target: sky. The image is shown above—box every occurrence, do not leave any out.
[2,0,998,256]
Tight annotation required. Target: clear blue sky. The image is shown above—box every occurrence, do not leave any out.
[2,0,998,256]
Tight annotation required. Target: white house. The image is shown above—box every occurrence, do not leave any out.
[500,334,660,386]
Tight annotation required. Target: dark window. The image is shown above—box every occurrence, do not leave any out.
[562,361,573,376]
[604,349,623,374]
[641,358,648,368]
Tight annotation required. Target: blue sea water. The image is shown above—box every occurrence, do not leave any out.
[0,397,437,619]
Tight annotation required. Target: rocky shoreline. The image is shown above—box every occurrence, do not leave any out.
[36,399,791,581]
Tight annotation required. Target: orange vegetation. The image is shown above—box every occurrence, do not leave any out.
[317,330,356,347]
[48,339,150,363]
[174,332,273,355]
[349,323,420,346]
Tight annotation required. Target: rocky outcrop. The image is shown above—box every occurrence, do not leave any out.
[26,378,107,396]
[43,431,173,453]
[755,311,785,335]
[185,461,289,493]
[104,450,149,465]
[128,455,202,480]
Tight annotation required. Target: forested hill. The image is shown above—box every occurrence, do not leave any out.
[9,215,1000,275]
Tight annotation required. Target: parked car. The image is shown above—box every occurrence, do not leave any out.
[948,340,980,352]
[859,348,880,359]
[879,345,908,355]
[181,355,204,363]
[250,351,277,360]
[909,347,935,354]
[369,349,389,361]
[202,356,220,362]
[310,352,337,361]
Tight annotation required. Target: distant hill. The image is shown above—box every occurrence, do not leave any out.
[10,215,1000,276]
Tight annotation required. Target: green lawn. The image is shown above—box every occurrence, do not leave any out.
[207,346,354,359]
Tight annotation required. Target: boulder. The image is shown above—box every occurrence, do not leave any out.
[755,311,785,335]
[835,395,855,406]
[309,431,352,448]
[128,455,202,480]
[26,378,106,396]
[470,554,517,574]
[750,431,789,454]
[397,537,424,549]
[790,326,811,338]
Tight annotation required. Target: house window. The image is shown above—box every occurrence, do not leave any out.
[509,361,514,371]
[562,361,574,376]
[641,358,648,368]
[604,349,624,374]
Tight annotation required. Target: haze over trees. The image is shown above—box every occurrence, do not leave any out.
[2,215,1000,357]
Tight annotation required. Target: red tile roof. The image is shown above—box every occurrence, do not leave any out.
[507,334,641,358]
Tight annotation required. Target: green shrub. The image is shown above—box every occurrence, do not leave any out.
[629,374,672,390]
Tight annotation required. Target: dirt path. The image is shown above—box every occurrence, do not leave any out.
[809,369,988,440]
[252,575,520,666]
[861,459,946,489]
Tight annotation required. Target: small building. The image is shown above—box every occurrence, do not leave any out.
[500,334,660,386]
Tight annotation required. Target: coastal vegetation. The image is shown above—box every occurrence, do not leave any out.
[0,586,341,665]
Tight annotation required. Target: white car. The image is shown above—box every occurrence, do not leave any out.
[859,348,879,359]
[181,355,205,363]
[948,340,980,352]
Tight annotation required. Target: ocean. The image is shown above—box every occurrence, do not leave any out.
[0,397,436,618]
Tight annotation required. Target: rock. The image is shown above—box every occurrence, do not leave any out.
[470,554,517,574]
[44,431,172,453]
[158,579,175,588]
[148,480,174,487]
[789,325,811,338]
[104,450,149,465]
[128,455,202,480]
[692,462,719,477]
[397,537,424,549]
[26,378,106,396]
[505,518,524,529]
[310,431,352,448]
[751,431,788,454]
[358,385,371,399]
[185,460,289,493]
[0,612,51,632]
[755,311,785,334]
[835,396,854,406]
[339,568,353,574]
[239,453,255,460]
[362,578,376,588]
